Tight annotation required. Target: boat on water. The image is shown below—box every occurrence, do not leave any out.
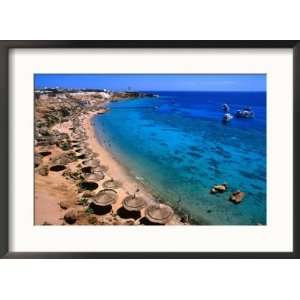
[235,107,255,118]
[222,103,230,112]
[222,113,233,123]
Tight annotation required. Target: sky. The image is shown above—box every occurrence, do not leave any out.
[34,74,266,92]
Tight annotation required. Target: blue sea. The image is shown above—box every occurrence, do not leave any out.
[94,91,266,225]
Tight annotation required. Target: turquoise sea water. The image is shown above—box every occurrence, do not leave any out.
[94,91,266,225]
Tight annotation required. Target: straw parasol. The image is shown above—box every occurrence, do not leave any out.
[34,155,42,167]
[76,152,86,158]
[102,179,121,189]
[90,152,99,159]
[84,146,93,152]
[81,150,94,160]
[81,149,93,157]
[84,172,104,182]
[71,134,81,140]
[145,204,174,224]
[78,137,87,142]
[52,157,69,165]
[82,159,100,168]
[123,195,145,212]
[94,165,108,173]
[91,189,118,206]
[70,139,80,144]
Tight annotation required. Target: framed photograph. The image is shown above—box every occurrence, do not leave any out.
[0,41,299,258]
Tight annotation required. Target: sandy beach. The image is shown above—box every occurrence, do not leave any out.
[85,112,157,206]
[34,97,184,225]
[84,110,181,221]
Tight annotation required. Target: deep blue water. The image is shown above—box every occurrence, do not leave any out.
[94,91,266,225]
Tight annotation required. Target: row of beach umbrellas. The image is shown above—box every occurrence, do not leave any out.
[71,115,174,225]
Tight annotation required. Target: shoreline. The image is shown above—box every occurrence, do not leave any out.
[84,110,186,224]
[34,94,186,225]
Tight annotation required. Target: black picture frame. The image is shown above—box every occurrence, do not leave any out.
[0,40,299,259]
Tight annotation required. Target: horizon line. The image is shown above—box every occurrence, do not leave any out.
[34,87,266,93]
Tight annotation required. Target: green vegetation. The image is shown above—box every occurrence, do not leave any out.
[85,207,94,215]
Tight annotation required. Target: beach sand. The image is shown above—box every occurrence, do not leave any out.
[34,109,183,225]
[85,112,156,203]
[34,145,78,225]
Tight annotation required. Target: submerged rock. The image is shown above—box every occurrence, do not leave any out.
[210,183,228,194]
[229,190,245,204]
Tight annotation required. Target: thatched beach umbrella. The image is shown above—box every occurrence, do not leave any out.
[94,165,108,173]
[34,154,42,168]
[74,128,84,134]
[71,139,80,144]
[92,189,118,206]
[81,149,93,157]
[145,204,174,225]
[71,134,80,140]
[82,159,100,168]
[75,148,83,154]
[123,195,145,212]
[72,131,84,137]
[84,146,93,152]
[102,179,121,189]
[89,152,99,159]
[71,141,80,146]
[86,151,98,159]
[80,135,88,141]
[84,172,104,182]
[75,149,84,155]
[52,157,69,165]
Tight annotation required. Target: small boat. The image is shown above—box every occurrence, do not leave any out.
[222,113,233,123]
[235,107,255,118]
[222,103,230,112]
